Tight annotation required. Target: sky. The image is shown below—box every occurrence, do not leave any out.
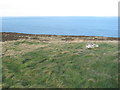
[0,0,119,16]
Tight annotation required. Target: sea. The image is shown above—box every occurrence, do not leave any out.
[1,16,118,37]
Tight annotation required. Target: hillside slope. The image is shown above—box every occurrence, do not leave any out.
[1,36,118,88]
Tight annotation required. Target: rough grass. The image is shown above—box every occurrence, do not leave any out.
[2,40,118,88]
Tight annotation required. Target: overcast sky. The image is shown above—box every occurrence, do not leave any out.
[0,0,119,16]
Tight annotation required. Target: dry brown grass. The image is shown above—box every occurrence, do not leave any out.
[2,40,48,57]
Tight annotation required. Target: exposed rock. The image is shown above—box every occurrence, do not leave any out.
[86,43,99,49]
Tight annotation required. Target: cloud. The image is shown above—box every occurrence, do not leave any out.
[0,0,119,16]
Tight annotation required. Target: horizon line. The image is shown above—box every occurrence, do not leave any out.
[1,16,118,18]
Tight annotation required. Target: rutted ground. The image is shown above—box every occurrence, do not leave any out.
[2,39,118,88]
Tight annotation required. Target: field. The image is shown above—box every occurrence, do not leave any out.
[1,32,119,88]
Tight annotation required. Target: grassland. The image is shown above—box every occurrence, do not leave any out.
[1,32,119,88]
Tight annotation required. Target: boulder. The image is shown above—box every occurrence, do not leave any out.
[86,43,99,49]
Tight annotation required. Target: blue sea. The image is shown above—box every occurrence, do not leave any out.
[1,17,118,37]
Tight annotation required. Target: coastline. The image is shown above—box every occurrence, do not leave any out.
[1,32,119,42]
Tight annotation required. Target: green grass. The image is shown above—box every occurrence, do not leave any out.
[14,40,40,45]
[2,41,118,88]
